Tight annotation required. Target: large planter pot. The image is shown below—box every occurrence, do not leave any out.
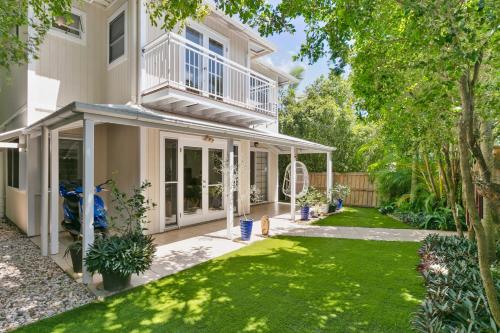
[102,272,132,292]
[337,198,343,210]
[69,247,82,273]
[300,206,310,221]
[240,219,254,241]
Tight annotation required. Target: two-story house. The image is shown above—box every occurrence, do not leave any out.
[0,0,334,282]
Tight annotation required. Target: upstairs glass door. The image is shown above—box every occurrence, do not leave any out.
[185,27,203,91]
[208,38,224,98]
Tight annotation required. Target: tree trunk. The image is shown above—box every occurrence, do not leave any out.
[410,147,419,206]
[439,148,463,237]
[459,73,500,325]
[423,153,440,199]
[479,120,499,260]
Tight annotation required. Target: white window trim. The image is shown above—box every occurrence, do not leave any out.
[48,7,87,46]
[107,2,128,70]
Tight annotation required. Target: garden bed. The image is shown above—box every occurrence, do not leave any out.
[413,235,500,332]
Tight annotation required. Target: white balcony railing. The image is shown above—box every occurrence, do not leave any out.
[142,33,278,117]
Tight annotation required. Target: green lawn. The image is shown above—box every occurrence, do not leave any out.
[17,237,423,333]
[314,207,413,229]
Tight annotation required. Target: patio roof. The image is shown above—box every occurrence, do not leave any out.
[19,102,335,153]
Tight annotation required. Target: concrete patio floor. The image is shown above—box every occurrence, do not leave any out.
[31,203,455,297]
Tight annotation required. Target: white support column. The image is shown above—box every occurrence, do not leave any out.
[41,127,49,256]
[226,138,234,239]
[290,146,296,222]
[50,130,59,255]
[82,119,95,285]
[326,151,333,200]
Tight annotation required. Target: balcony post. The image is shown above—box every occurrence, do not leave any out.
[167,33,171,84]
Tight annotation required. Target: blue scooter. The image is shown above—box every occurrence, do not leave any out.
[59,180,110,239]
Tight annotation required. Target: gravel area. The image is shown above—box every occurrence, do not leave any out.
[0,219,95,332]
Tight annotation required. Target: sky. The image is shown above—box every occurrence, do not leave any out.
[259,17,331,92]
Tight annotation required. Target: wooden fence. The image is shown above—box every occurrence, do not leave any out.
[309,172,380,208]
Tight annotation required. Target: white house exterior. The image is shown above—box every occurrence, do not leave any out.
[0,0,334,283]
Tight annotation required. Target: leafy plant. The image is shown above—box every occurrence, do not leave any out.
[85,180,156,277]
[413,235,500,332]
[64,240,82,258]
[250,185,264,204]
[378,203,395,215]
[331,184,351,201]
[296,187,327,209]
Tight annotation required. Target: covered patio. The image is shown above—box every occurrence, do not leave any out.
[10,101,334,286]
[31,202,298,295]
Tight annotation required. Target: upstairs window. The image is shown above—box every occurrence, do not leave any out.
[108,5,126,67]
[50,9,86,44]
[7,140,19,189]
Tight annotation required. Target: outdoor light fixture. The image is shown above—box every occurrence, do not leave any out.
[254,142,259,147]
[203,135,214,143]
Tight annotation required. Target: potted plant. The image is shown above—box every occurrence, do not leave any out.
[326,189,337,213]
[64,240,82,273]
[332,184,351,210]
[241,185,258,241]
[297,191,311,221]
[214,155,254,241]
[309,187,328,216]
[85,180,156,292]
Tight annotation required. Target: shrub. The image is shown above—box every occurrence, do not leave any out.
[373,167,412,204]
[413,235,500,332]
[378,203,396,215]
[392,209,457,231]
[85,180,156,277]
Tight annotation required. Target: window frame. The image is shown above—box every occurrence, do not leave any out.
[107,3,128,70]
[58,137,83,183]
[7,140,20,189]
[49,7,87,45]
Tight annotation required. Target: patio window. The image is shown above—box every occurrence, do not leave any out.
[7,140,19,188]
[59,139,83,183]
[250,151,268,203]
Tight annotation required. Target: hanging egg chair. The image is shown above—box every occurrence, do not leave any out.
[282,161,309,198]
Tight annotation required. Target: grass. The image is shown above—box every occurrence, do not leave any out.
[314,207,414,229]
[17,237,424,333]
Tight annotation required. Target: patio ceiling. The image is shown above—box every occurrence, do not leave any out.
[19,102,336,153]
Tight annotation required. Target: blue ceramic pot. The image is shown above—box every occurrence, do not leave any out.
[240,219,254,241]
[300,206,310,221]
[337,198,343,209]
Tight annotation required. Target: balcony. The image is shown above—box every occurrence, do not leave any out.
[141,33,278,126]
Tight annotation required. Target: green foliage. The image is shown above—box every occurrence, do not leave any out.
[85,232,155,277]
[372,167,412,204]
[85,180,156,277]
[279,74,377,172]
[331,184,351,201]
[1,0,72,70]
[414,235,500,332]
[378,203,396,215]
[296,186,326,208]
